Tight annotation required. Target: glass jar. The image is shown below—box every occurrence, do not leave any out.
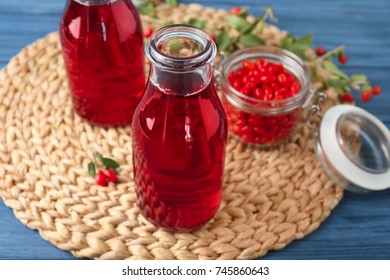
[221,46,311,147]
[60,0,145,126]
[221,46,390,192]
[131,24,228,232]
[315,104,390,192]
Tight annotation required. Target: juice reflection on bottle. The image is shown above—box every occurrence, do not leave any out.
[60,0,145,126]
[132,25,228,232]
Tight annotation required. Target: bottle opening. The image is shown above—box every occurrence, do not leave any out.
[74,0,118,6]
[145,24,216,71]
[159,37,204,58]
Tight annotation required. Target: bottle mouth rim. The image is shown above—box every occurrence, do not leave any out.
[145,24,217,72]
[220,46,312,114]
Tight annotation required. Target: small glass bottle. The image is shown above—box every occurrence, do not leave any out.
[131,24,228,232]
[60,0,145,126]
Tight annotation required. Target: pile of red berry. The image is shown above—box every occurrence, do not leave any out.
[228,59,301,100]
[88,154,119,186]
[223,58,302,146]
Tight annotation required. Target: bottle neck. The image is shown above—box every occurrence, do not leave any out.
[149,63,213,96]
[73,0,119,5]
[145,24,217,96]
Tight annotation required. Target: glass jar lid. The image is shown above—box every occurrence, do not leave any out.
[317,104,390,191]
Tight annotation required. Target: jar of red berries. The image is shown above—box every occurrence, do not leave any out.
[220,46,390,193]
[220,46,312,147]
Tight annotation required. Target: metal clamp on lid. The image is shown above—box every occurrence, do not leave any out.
[302,89,328,132]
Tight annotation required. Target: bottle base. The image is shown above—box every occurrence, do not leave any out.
[140,211,213,233]
[74,109,134,128]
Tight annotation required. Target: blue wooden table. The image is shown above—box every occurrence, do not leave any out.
[0,0,389,260]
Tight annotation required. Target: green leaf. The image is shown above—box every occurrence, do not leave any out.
[165,39,183,56]
[330,74,341,79]
[362,84,373,91]
[317,84,327,92]
[255,21,264,34]
[281,33,312,58]
[291,33,312,58]
[166,0,177,6]
[216,29,233,52]
[238,34,265,46]
[226,15,251,32]
[295,33,313,46]
[88,162,96,178]
[323,60,349,80]
[138,3,155,16]
[96,154,104,163]
[187,19,207,29]
[311,67,320,81]
[328,78,345,88]
[96,154,119,169]
[100,157,120,169]
[241,19,260,34]
[351,74,367,82]
[342,85,352,93]
[281,34,294,50]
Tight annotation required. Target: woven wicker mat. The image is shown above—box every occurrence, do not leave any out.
[0,4,343,260]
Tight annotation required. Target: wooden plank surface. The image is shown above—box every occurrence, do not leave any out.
[0,0,389,260]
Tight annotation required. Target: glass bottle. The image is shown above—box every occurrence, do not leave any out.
[131,24,228,232]
[60,0,145,126]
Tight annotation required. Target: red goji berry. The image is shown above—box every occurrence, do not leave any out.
[103,169,118,183]
[277,73,287,85]
[230,6,241,15]
[339,54,348,64]
[291,81,301,93]
[243,60,255,69]
[341,93,354,103]
[228,71,236,83]
[95,171,108,186]
[372,85,382,96]
[144,27,154,39]
[361,91,372,102]
[315,46,326,56]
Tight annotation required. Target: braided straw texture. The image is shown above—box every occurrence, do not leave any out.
[0,4,343,260]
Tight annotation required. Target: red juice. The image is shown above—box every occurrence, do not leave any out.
[60,0,145,126]
[132,80,227,232]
